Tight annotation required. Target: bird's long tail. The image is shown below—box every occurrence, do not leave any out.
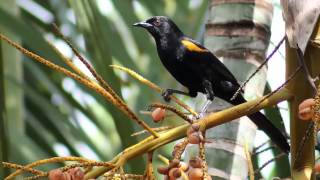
[229,95,290,153]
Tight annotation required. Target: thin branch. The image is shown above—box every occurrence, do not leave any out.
[253,146,275,156]
[199,131,209,180]
[157,155,170,165]
[52,25,159,138]
[253,140,270,152]
[254,153,286,175]
[270,40,285,59]
[46,41,90,81]
[0,33,159,138]
[110,64,198,116]
[60,162,114,171]
[296,46,317,94]
[52,24,114,94]
[294,66,320,165]
[292,122,314,166]
[231,36,285,101]
[103,173,144,180]
[2,162,45,176]
[4,156,94,180]
[124,174,144,179]
[23,175,44,180]
[248,63,302,112]
[22,162,114,180]
[172,138,189,160]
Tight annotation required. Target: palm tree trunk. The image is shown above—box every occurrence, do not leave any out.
[185,0,274,179]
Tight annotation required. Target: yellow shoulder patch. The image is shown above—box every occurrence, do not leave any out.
[181,40,208,53]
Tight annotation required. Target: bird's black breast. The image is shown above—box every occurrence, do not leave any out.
[156,46,204,93]
[156,37,241,100]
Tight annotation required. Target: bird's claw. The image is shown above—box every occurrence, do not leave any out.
[161,89,172,102]
[206,94,214,101]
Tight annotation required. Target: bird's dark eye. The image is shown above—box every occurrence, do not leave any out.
[153,19,161,26]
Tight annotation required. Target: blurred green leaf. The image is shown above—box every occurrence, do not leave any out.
[0,0,22,178]
[0,8,65,67]
[0,28,9,180]
[0,0,210,177]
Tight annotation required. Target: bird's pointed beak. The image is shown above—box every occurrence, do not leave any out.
[133,21,152,28]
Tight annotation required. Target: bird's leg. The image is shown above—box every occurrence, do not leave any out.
[203,80,214,101]
[198,101,211,118]
[162,89,191,102]
[198,80,215,118]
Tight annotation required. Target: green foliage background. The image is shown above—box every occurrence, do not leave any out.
[0,0,209,178]
[0,0,293,179]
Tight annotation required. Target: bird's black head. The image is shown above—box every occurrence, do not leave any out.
[133,16,183,40]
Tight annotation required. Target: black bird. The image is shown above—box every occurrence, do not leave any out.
[133,16,289,153]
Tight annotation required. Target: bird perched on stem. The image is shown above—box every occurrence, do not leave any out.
[133,16,290,153]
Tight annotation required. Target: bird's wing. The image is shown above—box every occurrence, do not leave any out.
[181,37,240,87]
[181,37,208,53]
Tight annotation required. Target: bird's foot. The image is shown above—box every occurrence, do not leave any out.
[206,93,214,101]
[197,100,212,119]
[203,80,214,101]
[161,89,173,102]
[162,89,191,102]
